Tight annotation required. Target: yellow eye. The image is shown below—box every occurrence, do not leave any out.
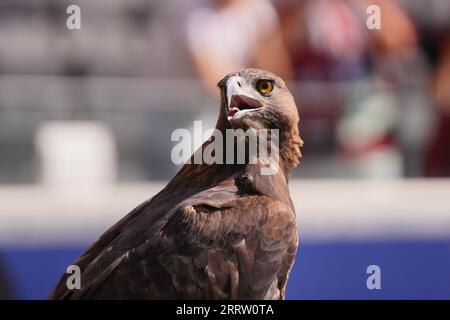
[257,80,274,95]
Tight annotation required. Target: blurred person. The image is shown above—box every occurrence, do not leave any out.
[275,0,366,176]
[356,0,420,83]
[277,0,419,178]
[185,0,293,94]
[277,0,372,177]
[425,32,450,176]
[277,0,367,81]
[276,0,371,169]
[337,0,420,178]
[338,0,423,177]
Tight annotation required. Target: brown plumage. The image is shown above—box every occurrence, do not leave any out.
[49,68,303,300]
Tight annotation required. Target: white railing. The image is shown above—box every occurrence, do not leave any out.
[0,179,449,247]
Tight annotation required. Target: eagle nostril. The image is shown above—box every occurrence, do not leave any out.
[237,80,242,88]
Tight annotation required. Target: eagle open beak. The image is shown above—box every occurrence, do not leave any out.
[226,76,263,121]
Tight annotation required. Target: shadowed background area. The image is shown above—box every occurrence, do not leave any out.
[0,0,449,299]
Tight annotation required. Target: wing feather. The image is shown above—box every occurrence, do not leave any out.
[50,188,297,300]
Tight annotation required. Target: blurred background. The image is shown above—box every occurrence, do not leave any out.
[0,0,450,299]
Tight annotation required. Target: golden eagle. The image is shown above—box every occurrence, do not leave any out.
[49,68,303,299]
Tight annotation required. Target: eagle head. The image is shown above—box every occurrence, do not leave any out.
[217,68,303,170]
[217,68,299,131]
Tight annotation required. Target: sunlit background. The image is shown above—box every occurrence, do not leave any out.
[0,0,450,299]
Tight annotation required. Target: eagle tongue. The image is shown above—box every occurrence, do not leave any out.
[228,107,240,117]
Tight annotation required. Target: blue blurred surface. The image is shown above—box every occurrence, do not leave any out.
[1,240,450,299]
[287,240,450,299]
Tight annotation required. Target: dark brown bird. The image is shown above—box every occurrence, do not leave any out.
[49,68,303,299]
